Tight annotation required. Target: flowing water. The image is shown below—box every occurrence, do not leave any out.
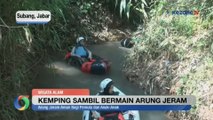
[33,42,166,120]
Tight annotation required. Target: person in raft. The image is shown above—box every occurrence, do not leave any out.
[92,78,125,120]
[65,36,93,66]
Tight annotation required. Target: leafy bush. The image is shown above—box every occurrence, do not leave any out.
[125,0,213,119]
[0,0,103,119]
[104,0,152,24]
[171,16,197,37]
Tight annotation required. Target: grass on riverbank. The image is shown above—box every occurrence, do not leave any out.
[124,0,213,119]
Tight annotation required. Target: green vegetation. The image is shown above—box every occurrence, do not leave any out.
[105,0,153,25]
[0,0,212,119]
[124,0,213,119]
[0,0,107,119]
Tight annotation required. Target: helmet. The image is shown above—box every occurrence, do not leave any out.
[100,78,113,91]
[76,36,85,44]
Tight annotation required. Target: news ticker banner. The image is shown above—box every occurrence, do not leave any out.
[31,89,196,111]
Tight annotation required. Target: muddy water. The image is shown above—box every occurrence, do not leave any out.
[34,42,166,120]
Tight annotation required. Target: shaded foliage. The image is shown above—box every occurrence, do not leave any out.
[0,0,110,119]
[103,0,154,26]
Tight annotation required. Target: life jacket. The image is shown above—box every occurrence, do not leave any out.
[99,113,125,120]
[74,44,89,58]
[81,59,108,74]
[65,52,71,59]
[98,91,121,120]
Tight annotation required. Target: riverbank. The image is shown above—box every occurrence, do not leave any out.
[123,1,213,119]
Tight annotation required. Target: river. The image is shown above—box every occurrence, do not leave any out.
[33,42,166,120]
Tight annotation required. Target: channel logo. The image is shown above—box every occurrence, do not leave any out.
[14,95,30,111]
[166,10,199,16]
